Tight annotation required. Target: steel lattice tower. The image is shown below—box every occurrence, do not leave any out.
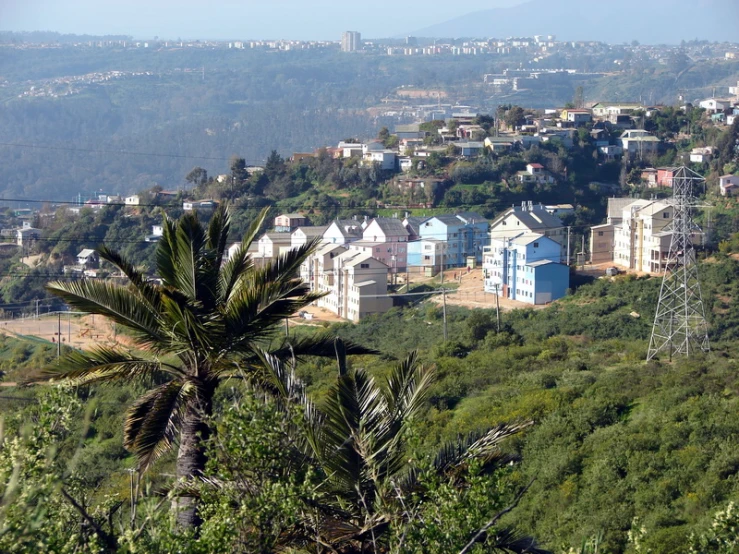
[647,166,710,361]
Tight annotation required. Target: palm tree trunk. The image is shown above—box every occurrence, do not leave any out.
[174,390,213,530]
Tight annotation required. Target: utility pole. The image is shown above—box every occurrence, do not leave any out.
[35,299,39,319]
[494,283,500,332]
[57,313,61,358]
[581,235,586,268]
[566,226,571,266]
[442,287,448,341]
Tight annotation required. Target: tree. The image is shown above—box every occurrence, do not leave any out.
[44,206,367,531]
[252,346,549,553]
[185,166,208,187]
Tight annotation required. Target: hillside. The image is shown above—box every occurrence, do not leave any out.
[411,0,739,43]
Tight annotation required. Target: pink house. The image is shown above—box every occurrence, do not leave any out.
[348,218,409,273]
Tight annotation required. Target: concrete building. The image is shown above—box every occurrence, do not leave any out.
[613,200,674,273]
[414,212,489,267]
[341,31,361,52]
[313,248,393,322]
[483,233,568,305]
[15,222,41,246]
[256,232,292,259]
[620,130,660,158]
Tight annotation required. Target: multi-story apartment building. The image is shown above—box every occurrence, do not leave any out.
[304,246,393,322]
[612,199,674,273]
[482,233,568,305]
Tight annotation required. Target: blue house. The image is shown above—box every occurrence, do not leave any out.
[417,212,488,267]
[482,233,568,305]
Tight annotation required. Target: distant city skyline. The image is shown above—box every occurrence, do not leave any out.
[1,0,526,41]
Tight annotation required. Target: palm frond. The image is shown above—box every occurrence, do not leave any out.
[384,351,434,422]
[272,333,380,361]
[44,347,179,385]
[434,422,533,478]
[124,379,197,470]
[46,279,164,347]
[217,206,269,304]
[155,215,180,289]
[96,245,162,313]
[173,212,208,301]
[206,204,230,269]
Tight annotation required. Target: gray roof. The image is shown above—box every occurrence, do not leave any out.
[526,259,559,268]
[491,206,563,231]
[456,211,487,224]
[262,232,292,243]
[509,233,545,246]
[607,197,641,220]
[293,226,329,238]
[454,141,485,149]
[403,216,431,236]
[330,219,363,238]
[366,218,409,238]
[432,214,466,226]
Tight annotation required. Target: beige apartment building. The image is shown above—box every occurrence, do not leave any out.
[301,245,393,322]
[612,199,674,274]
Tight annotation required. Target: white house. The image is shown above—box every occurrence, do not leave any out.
[720,174,739,197]
[124,195,140,206]
[621,130,660,158]
[323,219,364,245]
[363,150,397,171]
[516,163,555,185]
[290,226,329,250]
[489,202,566,251]
[145,225,164,242]
[482,233,568,305]
[690,146,715,164]
[256,232,292,259]
[699,98,731,113]
[77,249,99,267]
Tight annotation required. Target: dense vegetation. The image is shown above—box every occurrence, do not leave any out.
[1,250,739,551]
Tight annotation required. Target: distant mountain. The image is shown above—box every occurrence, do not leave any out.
[410,0,739,44]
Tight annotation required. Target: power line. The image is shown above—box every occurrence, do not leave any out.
[0,142,264,165]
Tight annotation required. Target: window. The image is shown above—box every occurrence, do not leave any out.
[360,263,369,268]
[663,212,669,218]
[598,231,604,237]
[533,242,539,247]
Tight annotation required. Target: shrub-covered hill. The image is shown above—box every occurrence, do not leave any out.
[0,257,738,551]
[316,256,739,552]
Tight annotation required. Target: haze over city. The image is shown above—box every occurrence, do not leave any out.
[2,0,525,40]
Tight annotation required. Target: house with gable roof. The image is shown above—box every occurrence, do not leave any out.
[349,218,410,273]
[323,219,364,245]
[483,233,568,305]
[489,202,566,256]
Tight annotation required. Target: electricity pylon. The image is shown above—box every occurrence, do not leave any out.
[647,166,710,361]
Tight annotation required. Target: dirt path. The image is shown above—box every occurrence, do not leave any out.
[425,268,549,311]
[0,314,124,350]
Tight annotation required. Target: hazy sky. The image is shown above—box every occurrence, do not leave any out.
[1,0,527,40]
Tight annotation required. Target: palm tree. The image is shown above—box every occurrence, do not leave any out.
[258,342,549,553]
[45,206,367,530]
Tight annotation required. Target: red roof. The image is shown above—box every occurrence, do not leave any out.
[529,163,544,169]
